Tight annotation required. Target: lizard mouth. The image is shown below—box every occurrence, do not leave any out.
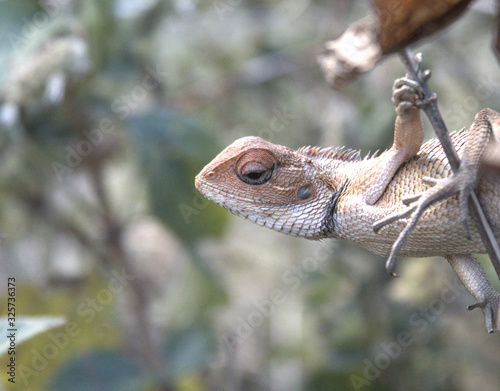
[194,172,214,193]
[194,174,203,191]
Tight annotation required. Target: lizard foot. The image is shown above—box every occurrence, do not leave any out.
[392,77,424,114]
[373,165,477,276]
[467,293,500,333]
[392,77,435,115]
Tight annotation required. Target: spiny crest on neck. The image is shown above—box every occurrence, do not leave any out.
[296,145,359,161]
[297,145,381,164]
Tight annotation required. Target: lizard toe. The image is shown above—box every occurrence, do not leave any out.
[467,294,500,333]
[392,77,423,96]
[408,170,476,239]
[372,205,416,233]
[392,77,425,112]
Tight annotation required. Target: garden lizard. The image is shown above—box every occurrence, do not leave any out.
[195,77,500,333]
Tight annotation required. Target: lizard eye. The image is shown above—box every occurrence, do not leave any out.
[239,161,273,185]
[236,150,275,185]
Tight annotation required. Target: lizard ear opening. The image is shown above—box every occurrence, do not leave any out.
[235,149,275,185]
[297,185,312,200]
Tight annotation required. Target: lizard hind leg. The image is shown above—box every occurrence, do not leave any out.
[374,109,500,275]
[446,254,499,333]
[408,109,498,236]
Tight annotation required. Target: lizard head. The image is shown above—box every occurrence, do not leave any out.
[195,136,348,239]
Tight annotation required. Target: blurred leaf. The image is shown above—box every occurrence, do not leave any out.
[82,0,115,70]
[184,248,229,310]
[49,350,143,391]
[0,316,66,355]
[0,1,41,87]
[2,282,124,391]
[126,108,229,244]
[163,323,215,378]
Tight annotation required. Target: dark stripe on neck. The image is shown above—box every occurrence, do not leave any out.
[321,179,347,237]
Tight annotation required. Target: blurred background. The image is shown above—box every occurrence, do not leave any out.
[0,0,500,390]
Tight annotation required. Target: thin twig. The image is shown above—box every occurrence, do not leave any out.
[398,48,500,281]
[63,89,171,387]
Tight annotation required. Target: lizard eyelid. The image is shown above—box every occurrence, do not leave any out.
[235,150,276,185]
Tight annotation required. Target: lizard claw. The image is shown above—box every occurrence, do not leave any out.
[385,254,400,278]
[414,52,423,70]
[411,53,433,86]
[422,69,432,82]
[467,301,484,310]
[467,294,500,333]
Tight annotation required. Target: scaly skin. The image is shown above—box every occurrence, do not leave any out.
[195,78,500,333]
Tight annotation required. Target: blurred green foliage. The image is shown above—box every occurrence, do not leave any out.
[127,109,228,243]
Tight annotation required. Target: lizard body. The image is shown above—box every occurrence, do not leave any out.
[334,129,500,258]
[195,78,500,333]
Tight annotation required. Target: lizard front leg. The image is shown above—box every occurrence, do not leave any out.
[360,77,425,205]
[446,254,499,333]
